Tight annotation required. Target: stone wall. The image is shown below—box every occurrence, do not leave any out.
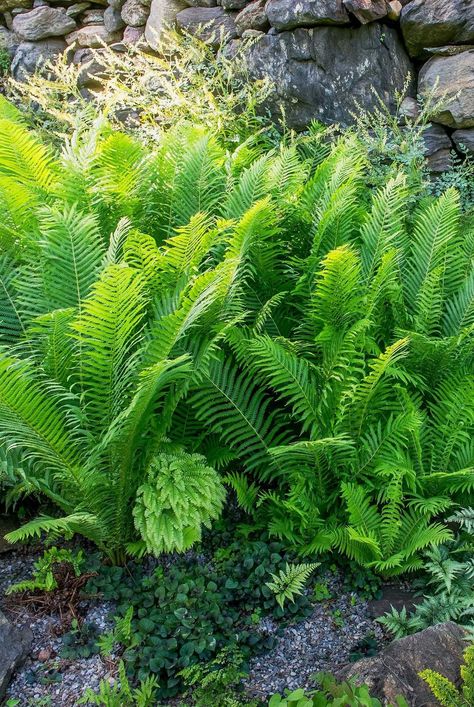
[1,0,473,167]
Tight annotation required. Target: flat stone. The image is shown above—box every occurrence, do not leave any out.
[401,0,474,58]
[144,0,187,50]
[11,37,66,80]
[221,0,247,8]
[184,0,217,5]
[338,622,467,707]
[245,23,413,129]
[66,2,91,16]
[266,0,349,31]
[367,588,423,619]
[176,6,238,47]
[66,24,122,46]
[343,0,388,24]
[12,6,76,40]
[419,49,474,129]
[0,610,33,700]
[425,44,474,57]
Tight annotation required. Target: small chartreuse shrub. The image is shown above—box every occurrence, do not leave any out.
[420,644,474,707]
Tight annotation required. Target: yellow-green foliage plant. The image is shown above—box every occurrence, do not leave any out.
[420,644,474,707]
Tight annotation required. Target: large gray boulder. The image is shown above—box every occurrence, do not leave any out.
[245,23,413,129]
[419,49,474,129]
[265,0,349,31]
[12,6,76,40]
[338,622,467,707]
[401,0,474,58]
[0,610,33,700]
[144,0,187,50]
[11,37,67,80]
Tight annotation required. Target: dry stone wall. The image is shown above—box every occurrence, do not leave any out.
[1,0,474,168]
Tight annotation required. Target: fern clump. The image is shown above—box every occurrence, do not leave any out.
[133,451,225,555]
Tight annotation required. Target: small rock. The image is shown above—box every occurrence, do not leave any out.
[37,648,52,663]
[103,5,124,32]
[387,0,402,21]
[121,0,148,27]
[452,128,474,156]
[235,0,268,36]
[82,8,105,24]
[123,24,144,43]
[343,0,388,24]
[12,6,76,40]
[399,96,420,122]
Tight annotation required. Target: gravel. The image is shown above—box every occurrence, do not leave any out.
[1,548,115,707]
[244,573,384,699]
[1,551,384,705]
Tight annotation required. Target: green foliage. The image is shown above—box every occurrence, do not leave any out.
[78,660,159,707]
[60,618,101,660]
[0,94,473,578]
[86,536,313,698]
[266,562,319,608]
[133,450,225,556]
[267,673,408,706]
[420,644,474,707]
[379,508,474,637]
[180,646,257,707]
[6,547,84,594]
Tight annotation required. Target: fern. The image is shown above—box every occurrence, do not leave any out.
[266,562,319,608]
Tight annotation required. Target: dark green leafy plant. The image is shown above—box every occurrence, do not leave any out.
[86,537,313,698]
